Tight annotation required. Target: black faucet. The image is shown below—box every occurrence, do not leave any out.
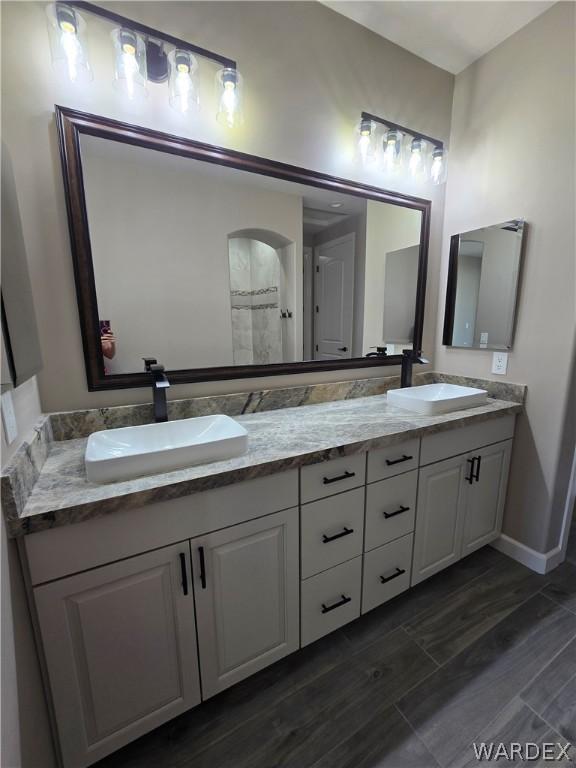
[143,358,170,423]
[400,349,429,388]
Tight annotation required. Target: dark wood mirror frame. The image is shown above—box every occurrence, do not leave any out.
[55,105,431,391]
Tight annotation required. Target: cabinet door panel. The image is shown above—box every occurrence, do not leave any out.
[462,440,512,555]
[34,544,200,768]
[193,508,299,698]
[412,455,468,585]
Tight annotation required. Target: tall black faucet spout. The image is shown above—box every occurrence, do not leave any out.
[143,358,170,422]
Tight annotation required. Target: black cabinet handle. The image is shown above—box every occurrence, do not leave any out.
[385,454,413,467]
[466,457,478,484]
[383,505,410,519]
[474,455,481,482]
[321,594,351,614]
[198,546,207,589]
[322,527,354,543]
[323,470,356,485]
[380,567,406,584]
[338,346,348,352]
[179,552,189,596]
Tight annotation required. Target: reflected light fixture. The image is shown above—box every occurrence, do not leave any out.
[46,2,92,84]
[358,111,447,184]
[168,49,199,114]
[46,1,244,125]
[216,68,244,127]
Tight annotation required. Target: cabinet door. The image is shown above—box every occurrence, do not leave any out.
[462,440,512,555]
[34,544,200,768]
[193,508,299,698]
[412,455,468,585]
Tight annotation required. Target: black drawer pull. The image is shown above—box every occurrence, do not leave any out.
[380,567,406,584]
[323,470,356,485]
[321,594,352,614]
[179,552,189,596]
[385,454,413,467]
[474,455,482,482]
[383,505,410,519]
[198,546,207,589]
[466,457,477,484]
[322,527,354,543]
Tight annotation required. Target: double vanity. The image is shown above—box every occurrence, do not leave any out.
[3,378,523,768]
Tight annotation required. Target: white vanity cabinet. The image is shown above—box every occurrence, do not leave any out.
[192,508,299,698]
[34,543,201,768]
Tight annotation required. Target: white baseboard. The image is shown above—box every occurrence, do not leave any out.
[491,534,563,574]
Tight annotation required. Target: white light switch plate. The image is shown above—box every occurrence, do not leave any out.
[491,352,509,375]
[1,391,18,444]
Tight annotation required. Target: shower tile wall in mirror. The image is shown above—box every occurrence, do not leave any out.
[443,219,525,351]
[80,135,422,376]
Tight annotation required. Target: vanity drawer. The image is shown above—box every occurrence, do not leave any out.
[367,438,420,483]
[420,414,515,466]
[301,488,364,578]
[301,454,366,503]
[365,471,417,551]
[361,534,413,614]
[301,557,362,646]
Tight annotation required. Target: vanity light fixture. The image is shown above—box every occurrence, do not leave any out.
[358,111,447,184]
[46,1,244,124]
[46,2,92,84]
[357,117,374,164]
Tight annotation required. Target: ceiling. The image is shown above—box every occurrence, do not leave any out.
[322,1,555,74]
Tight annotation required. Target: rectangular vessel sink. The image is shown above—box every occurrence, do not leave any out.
[85,415,248,484]
[387,383,488,415]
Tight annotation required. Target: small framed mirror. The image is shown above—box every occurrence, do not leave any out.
[443,219,525,350]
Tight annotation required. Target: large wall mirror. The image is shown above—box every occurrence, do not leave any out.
[56,107,430,390]
[443,220,525,350]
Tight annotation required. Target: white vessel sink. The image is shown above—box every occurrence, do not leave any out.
[387,383,488,415]
[85,415,248,484]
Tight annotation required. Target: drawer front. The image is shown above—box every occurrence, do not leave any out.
[367,438,420,483]
[365,471,417,551]
[301,454,366,503]
[420,414,515,466]
[301,488,365,579]
[301,557,362,646]
[362,534,413,614]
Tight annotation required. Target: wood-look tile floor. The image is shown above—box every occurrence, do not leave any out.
[95,548,576,768]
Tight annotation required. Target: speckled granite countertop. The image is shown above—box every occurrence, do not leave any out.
[9,393,521,537]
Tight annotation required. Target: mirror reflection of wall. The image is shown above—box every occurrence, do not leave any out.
[444,220,525,350]
[80,133,423,375]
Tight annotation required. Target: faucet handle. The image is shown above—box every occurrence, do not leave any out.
[143,357,157,372]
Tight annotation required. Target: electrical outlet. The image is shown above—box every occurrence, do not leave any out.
[1,391,18,444]
[491,352,508,376]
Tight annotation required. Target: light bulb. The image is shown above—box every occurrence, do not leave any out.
[46,3,91,84]
[383,129,402,171]
[430,147,445,184]
[168,50,198,115]
[357,118,373,163]
[409,138,423,176]
[112,28,147,101]
[217,68,244,127]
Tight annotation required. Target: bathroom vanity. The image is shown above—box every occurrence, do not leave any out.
[6,390,521,768]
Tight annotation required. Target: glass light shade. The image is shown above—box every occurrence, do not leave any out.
[168,49,199,114]
[382,128,403,172]
[407,137,429,180]
[46,3,92,84]
[430,146,448,184]
[112,27,147,100]
[356,118,375,165]
[216,68,244,127]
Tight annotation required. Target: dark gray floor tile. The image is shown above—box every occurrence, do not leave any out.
[311,705,440,768]
[521,637,576,712]
[404,558,548,664]
[340,546,504,653]
[186,628,437,768]
[449,698,574,767]
[397,594,576,768]
[542,561,576,614]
